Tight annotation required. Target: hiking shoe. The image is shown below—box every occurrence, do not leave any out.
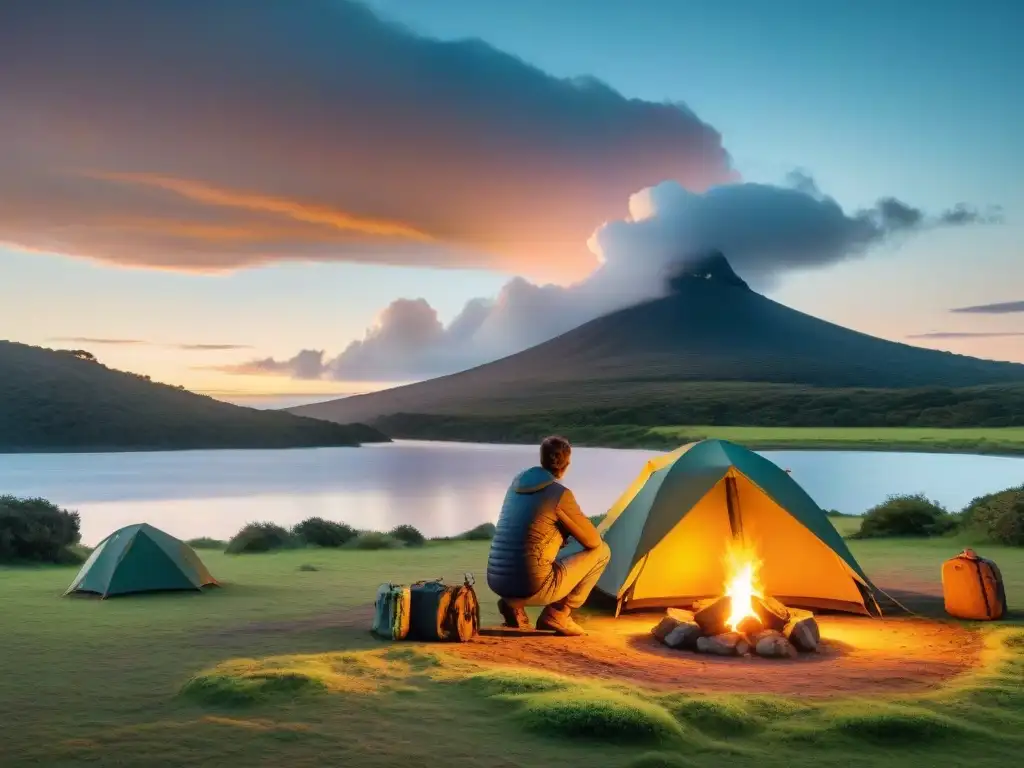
[536,607,586,636]
[497,599,531,630]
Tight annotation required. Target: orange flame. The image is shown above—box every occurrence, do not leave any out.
[724,540,763,631]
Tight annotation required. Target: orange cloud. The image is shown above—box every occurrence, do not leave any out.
[84,172,435,242]
[0,0,733,283]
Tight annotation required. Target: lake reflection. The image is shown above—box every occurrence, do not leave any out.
[1,441,1021,546]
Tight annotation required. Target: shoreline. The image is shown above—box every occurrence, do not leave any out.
[390,435,1024,458]
[2,433,1022,458]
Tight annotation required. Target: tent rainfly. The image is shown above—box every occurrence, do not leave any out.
[64,523,218,598]
[570,439,879,616]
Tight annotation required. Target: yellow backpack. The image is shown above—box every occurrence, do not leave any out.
[941,549,1007,621]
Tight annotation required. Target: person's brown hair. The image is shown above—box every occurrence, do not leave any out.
[540,435,572,477]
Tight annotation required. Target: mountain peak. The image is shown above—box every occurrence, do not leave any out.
[667,250,750,292]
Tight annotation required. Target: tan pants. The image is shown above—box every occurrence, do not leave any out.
[506,542,611,612]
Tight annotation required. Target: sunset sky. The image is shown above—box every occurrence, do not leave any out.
[1,0,1021,408]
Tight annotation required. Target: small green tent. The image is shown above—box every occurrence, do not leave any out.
[566,439,878,616]
[65,523,218,598]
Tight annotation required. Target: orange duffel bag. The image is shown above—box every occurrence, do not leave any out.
[942,549,1007,621]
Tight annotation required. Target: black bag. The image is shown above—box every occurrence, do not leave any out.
[409,573,480,642]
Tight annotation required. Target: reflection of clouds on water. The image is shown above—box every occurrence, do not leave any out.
[0,441,1020,546]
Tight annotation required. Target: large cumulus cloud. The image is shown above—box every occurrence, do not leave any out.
[0,0,733,281]
[223,175,999,381]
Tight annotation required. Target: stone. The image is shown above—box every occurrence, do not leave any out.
[783,615,820,652]
[753,629,797,659]
[664,621,702,650]
[695,632,750,656]
[651,616,682,642]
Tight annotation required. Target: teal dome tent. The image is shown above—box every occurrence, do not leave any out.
[65,523,218,598]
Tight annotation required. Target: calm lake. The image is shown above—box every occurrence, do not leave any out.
[2,441,1022,546]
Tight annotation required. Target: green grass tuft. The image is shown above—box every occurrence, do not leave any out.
[181,671,328,708]
[515,689,684,744]
[462,669,569,696]
[827,703,974,745]
[739,695,813,721]
[1004,631,1024,649]
[626,752,695,768]
[664,696,761,736]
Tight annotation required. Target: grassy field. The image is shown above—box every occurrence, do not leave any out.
[375,414,1024,455]
[1,538,1022,767]
[651,426,1024,455]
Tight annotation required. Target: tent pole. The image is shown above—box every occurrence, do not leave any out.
[725,475,744,543]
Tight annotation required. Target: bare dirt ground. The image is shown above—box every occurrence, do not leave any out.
[447,611,982,697]
[211,577,986,699]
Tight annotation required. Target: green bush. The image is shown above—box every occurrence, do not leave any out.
[186,537,227,550]
[0,495,82,563]
[388,524,425,547]
[853,494,955,539]
[349,532,402,550]
[961,485,1024,546]
[460,522,496,540]
[292,517,356,548]
[225,522,294,554]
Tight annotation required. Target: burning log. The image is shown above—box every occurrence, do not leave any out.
[690,598,717,613]
[734,614,763,636]
[782,609,820,652]
[666,608,695,624]
[696,632,751,656]
[752,629,797,659]
[751,596,790,632]
[664,621,702,650]
[693,596,733,636]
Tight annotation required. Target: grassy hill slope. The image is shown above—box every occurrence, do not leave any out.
[0,341,390,452]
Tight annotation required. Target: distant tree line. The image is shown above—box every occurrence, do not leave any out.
[375,383,1024,444]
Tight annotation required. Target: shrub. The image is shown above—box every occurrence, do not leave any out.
[853,494,955,539]
[516,689,683,743]
[388,524,425,547]
[226,522,294,554]
[349,532,402,550]
[961,485,1024,546]
[0,495,82,563]
[186,537,227,550]
[460,522,496,541]
[292,517,356,548]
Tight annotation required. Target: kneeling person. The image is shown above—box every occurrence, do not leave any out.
[486,436,610,636]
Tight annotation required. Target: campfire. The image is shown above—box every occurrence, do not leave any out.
[651,541,821,658]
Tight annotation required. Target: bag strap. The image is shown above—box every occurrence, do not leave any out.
[411,577,444,587]
[971,559,993,619]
